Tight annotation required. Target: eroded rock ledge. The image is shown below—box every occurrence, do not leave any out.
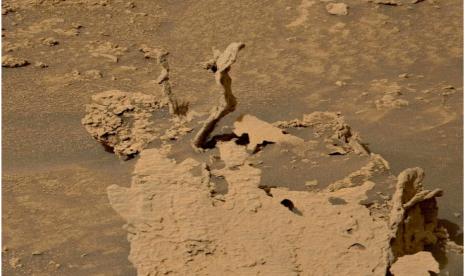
[106,111,458,275]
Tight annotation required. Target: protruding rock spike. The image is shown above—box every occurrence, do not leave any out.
[141,45,188,116]
[192,42,245,150]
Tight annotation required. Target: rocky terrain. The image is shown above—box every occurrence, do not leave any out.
[2,0,463,275]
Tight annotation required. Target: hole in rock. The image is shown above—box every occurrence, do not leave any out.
[280,199,303,216]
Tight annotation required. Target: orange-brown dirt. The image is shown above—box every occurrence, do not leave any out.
[2,0,463,275]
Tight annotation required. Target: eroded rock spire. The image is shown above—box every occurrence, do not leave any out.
[192,42,245,150]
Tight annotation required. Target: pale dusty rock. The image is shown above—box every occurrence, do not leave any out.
[234,114,304,151]
[106,112,448,275]
[34,61,48,68]
[368,0,401,5]
[370,0,425,5]
[287,0,316,28]
[160,119,193,141]
[274,111,369,155]
[2,55,29,67]
[9,257,22,268]
[376,94,409,109]
[107,145,391,275]
[389,251,439,276]
[370,79,409,110]
[326,3,349,15]
[2,2,15,15]
[83,69,102,79]
[305,179,318,187]
[41,37,59,46]
[81,90,160,159]
[327,153,390,191]
[87,41,127,63]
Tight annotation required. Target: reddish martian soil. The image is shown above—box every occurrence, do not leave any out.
[2,0,463,275]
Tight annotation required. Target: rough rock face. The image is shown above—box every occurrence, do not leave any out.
[81,90,160,159]
[388,168,443,260]
[106,112,450,275]
[107,145,390,275]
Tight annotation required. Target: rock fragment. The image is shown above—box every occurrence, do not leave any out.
[9,257,22,268]
[41,37,59,46]
[81,90,160,159]
[326,3,349,15]
[389,251,439,276]
[2,55,29,68]
[83,69,103,79]
[34,61,48,68]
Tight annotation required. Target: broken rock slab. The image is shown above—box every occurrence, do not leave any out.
[234,114,304,151]
[389,251,439,276]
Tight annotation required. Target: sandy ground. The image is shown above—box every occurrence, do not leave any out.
[2,0,463,275]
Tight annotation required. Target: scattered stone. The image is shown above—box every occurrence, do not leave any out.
[375,94,409,109]
[305,179,318,187]
[287,0,316,28]
[398,73,410,78]
[32,251,43,256]
[326,3,349,15]
[84,69,103,79]
[442,85,455,90]
[9,257,22,268]
[41,37,59,46]
[369,0,401,5]
[285,36,298,42]
[2,55,29,68]
[389,251,439,276]
[335,80,346,86]
[2,3,14,15]
[370,79,409,110]
[71,23,83,29]
[34,61,48,68]
[88,41,127,63]
[48,260,61,269]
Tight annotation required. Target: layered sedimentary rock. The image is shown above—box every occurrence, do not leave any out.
[107,112,452,275]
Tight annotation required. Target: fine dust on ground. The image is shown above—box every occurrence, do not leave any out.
[2,0,463,275]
